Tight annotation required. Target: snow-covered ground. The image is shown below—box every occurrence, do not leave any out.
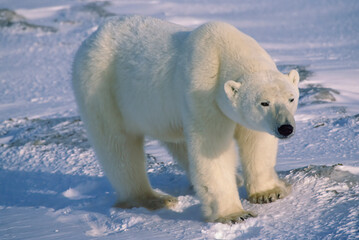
[1,0,358,239]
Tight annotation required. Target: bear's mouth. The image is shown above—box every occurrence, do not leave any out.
[277,134,294,139]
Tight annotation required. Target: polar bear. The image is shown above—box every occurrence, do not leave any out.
[72,16,299,223]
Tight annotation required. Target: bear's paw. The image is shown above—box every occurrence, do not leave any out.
[114,192,178,210]
[249,182,292,204]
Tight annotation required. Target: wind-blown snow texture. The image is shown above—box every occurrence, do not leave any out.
[0,0,358,239]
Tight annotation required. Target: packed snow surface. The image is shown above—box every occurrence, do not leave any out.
[0,0,358,239]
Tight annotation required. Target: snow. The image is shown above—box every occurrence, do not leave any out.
[0,0,358,239]
[16,5,72,20]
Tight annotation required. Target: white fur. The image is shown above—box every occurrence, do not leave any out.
[72,16,299,222]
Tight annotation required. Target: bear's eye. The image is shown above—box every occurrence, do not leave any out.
[289,98,295,103]
[260,101,270,107]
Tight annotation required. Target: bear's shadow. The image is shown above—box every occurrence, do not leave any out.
[0,115,264,222]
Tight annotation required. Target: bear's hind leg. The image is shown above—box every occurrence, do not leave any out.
[163,142,190,174]
[235,124,291,204]
[93,133,177,210]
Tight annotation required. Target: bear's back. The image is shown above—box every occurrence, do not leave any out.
[99,16,190,64]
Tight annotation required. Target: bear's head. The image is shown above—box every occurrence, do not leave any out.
[217,70,300,139]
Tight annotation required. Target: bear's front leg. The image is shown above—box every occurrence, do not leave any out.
[187,129,255,223]
[235,125,291,204]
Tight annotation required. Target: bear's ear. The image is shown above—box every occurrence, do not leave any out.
[288,69,300,86]
[224,80,241,101]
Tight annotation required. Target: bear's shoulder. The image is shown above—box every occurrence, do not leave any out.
[192,21,239,36]
[189,21,254,48]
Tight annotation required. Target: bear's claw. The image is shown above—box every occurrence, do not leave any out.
[249,184,291,204]
[214,210,257,224]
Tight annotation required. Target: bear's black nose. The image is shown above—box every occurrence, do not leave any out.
[278,124,293,137]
